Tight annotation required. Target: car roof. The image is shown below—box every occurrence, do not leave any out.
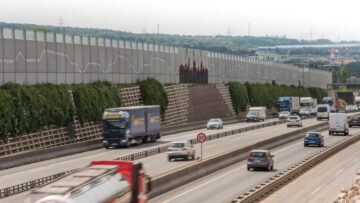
[170,141,189,144]
[250,149,269,153]
[306,132,320,135]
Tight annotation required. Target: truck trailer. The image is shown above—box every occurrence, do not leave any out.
[102,105,161,148]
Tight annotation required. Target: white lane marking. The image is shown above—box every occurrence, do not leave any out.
[335,169,343,176]
[163,165,246,203]
[273,141,302,155]
[311,186,322,195]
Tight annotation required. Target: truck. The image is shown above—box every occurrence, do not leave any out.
[322,97,333,107]
[102,106,161,148]
[300,97,313,109]
[355,96,360,108]
[26,160,151,203]
[276,97,300,114]
[246,107,266,122]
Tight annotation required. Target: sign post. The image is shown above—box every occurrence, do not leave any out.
[197,132,207,161]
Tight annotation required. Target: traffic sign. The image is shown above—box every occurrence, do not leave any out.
[197,133,207,143]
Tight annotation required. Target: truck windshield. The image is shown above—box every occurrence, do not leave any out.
[300,103,310,107]
[104,120,128,129]
[278,101,290,107]
[247,112,258,116]
[322,101,332,106]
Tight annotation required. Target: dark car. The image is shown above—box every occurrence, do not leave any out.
[304,132,324,147]
[348,116,360,127]
[247,150,274,171]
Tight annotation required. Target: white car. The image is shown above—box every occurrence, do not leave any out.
[346,105,353,113]
[207,118,223,129]
[279,111,290,120]
[287,116,303,128]
[352,105,359,111]
[168,141,196,161]
[299,108,310,117]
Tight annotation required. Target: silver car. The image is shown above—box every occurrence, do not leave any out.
[168,141,195,161]
[247,150,274,171]
[287,115,303,127]
[299,108,310,117]
[279,111,290,120]
[207,118,223,129]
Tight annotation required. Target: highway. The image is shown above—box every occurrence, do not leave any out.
[263,134,360,203]
[149,128,360,203]
[0,116,336,203]
[0,118,280,188]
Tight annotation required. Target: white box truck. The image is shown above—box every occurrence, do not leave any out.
[246,107,266,122]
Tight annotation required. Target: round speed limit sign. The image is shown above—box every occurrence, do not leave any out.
[197,133,207,143]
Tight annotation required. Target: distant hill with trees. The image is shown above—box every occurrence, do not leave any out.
[0,21,345,56]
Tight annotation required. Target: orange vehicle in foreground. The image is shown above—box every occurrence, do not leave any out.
[25,161,151,203]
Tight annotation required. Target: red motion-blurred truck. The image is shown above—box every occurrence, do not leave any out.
[25,161,151,203]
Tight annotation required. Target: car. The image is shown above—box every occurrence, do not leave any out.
[299,108,310,117]
[304,132,324,147]
[279,111,290,120]
[352,105,359,111]
[329,106,337,113]
[247,150,274,171]
[287,115,303,127]
[168,141,195,161]
[346,105,354,113]
[348,116,360,127]
[207,118,223,129]
[310,108,317,116]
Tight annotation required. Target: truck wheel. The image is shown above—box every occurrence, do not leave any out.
[137,138,143,146]
[151,136,157,142]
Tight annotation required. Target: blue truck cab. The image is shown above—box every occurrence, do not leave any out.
[277,97,291,112]
[102,105,161,148]
[322,97,333,107]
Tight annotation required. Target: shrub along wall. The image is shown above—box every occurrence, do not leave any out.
[0,83,75,142]
[138,78,169,117]
[72,81,122,124]
[228,82,327,115]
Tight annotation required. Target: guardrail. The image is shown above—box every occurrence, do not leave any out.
[0,119,285,198]
[231,131,360,203]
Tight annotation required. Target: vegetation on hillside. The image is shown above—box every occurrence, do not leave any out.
[138,78,169,117]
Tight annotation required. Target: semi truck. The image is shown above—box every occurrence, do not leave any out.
[102,106,161,148]
[276,97,300,114]
[26,160,150,203]
[300,97,313,109]
[322,97,333,107]
[355,96,360,108]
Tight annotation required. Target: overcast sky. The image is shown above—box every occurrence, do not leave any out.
[2,0,360,41]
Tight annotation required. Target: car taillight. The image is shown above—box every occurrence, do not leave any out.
[348,120,352,123]
[264,153,268,160]
[296,120,299,122]
[168,148,172,151]
[344,124,346,129]
[182,148,187,151]
[248,152,252,158]
[317,137,321,140]
[304,137,308,140]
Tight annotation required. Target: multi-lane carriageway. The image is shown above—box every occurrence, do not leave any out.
[0,113,358,203]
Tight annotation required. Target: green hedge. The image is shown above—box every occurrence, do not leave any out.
[228,82,327,114]
[139,78,169,116]
[227,82,248,115]
[73,81,122,124]
[0,83,75,141]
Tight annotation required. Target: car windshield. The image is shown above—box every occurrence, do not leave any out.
[280,112,289,115]
[318,107,327,112]
[250,152,266,158]
[289,116,298,120]
[307,133,319,138]
[209,119,220,123]
[170,143,185,148]
[351,117,359,120]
